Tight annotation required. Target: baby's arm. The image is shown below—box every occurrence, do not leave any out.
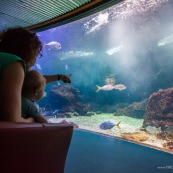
[34,115,48,123]
[21,117,34,123]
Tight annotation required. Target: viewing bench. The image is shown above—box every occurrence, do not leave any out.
[0,122,73,173]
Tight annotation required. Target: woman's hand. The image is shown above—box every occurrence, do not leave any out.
[58,74,72,83]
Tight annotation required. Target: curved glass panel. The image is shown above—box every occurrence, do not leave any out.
[34,0,173,152]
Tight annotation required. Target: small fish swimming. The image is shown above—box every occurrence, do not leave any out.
[105,76,115,85]
[36,63,42,70]
[164,126,173,133]
[44,41,61,50]
[146,126,161,134]
[36,34,41,38]
[106,45,124,55]
[96,84,126,92]
[96,84,115,92]
[65,64,69,70]
[158,34,173,46]
[57,81,61,85]
[43,91,47,97]
[99,121,121,130]
[53,109,59,115]
[59,51,94,60]
[114,84,127,91]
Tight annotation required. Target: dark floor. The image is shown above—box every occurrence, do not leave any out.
[65,129,173,173]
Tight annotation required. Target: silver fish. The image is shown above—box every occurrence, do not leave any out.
[158,34,173,47]
[36,63,42,70]
[65,64,69,70]
[96,84,126,92]
[106,45,124,55]
[164,126,173,132]
[146,126,161,134]
[96,84,115,92]
[59,51,94,60]
[114,84,127,91]
[44,41,61,50]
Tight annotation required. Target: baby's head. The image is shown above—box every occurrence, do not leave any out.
[22,70,46,101]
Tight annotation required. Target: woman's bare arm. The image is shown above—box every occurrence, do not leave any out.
[44,74,71,84]
[0,62,34,122]
[43,75,59,84]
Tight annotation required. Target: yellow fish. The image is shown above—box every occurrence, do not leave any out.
[96,84,115,92]
[96,84,126,92]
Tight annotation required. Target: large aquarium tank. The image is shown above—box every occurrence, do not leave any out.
[35,0,173,152]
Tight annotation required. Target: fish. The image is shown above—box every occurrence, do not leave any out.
[96,84,115,92]
[106,45,124,55]
[105,77,115,85]
[36,34,41,38]
[96,84,126,92]
[99,121,121,130]
[114,84,127,91]
[53,109,59,115]
[164,126,173,133]
[44,41,61,50]
[158,34,173,46]
[146,126,161,134]
[59,51,94,60]
[36,63,42,70]
[43,91,47,97]
[57,81,61,85]
[65,64,69,70]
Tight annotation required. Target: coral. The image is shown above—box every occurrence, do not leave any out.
[143,88,173,129]
[49,85,81,108]
[163,141,173,150]
[113,99,148,118]
[57,102,90,116]
[47,85,91,116]
[156,132,168,140]
[85,112,95,116]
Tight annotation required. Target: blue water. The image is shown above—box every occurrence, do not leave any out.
[36,0,173,107]
[65,130,173,173]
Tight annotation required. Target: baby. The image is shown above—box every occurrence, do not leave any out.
[22,70,48,123]
[22,70,79,128]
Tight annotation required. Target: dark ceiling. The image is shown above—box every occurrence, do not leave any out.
[0,0,123,33]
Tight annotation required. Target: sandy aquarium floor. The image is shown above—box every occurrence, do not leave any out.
[49,113,169,151]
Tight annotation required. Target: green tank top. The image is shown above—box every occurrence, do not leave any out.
[0,52,26,74]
